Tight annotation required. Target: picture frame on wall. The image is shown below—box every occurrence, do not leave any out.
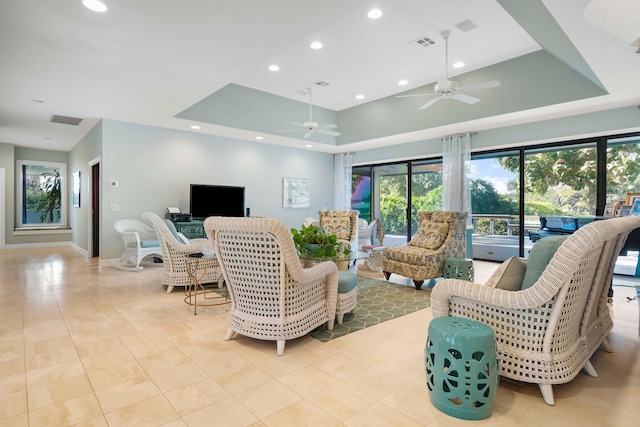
[283,177,310,208]
[72,171,81,208]
[631,200,640,216]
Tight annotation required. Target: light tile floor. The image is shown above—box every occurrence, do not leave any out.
[1,247,639,426]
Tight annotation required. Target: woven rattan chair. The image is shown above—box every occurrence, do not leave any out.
[431,216,640,405]
[204,216,339,356]
[143,212,221,294]
[113,219,163,270]
[318,210,359,252]
[383,211,467,289]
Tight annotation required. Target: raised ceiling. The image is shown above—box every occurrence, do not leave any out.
[0,0,639,153]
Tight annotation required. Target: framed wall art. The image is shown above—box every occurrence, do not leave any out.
[283,177,310,208]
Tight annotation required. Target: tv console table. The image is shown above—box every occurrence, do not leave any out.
[172,220,205,239]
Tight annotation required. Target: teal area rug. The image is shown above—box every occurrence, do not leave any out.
[310,277,432,342]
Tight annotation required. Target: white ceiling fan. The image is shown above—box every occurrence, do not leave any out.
[398,31,501,110]
[279,87,340,139]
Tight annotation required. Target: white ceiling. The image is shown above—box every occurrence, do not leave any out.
[1,0,639,153]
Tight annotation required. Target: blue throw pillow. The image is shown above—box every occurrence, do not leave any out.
[521,235,568,290]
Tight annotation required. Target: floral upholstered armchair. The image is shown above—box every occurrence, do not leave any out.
[382,211,467,290]
[318,210,359,252]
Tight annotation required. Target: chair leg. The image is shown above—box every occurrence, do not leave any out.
[166,285,174,294]
[413,280,424,290]
[337,312,344,325]
[583,360,598,377]
[277,340,285,356]
[539,383,555,405]
[224,329,235,341]
[601,338,613,352]
[383,271,391,281]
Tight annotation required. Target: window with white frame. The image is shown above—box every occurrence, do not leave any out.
[16,160,67,228]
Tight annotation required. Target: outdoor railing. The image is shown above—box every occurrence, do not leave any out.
[472,214,540,236]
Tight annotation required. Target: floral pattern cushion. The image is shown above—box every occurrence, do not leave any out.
[409,220,449,250]
[320,217,351,240]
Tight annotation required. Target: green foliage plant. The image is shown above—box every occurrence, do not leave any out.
[34,170,62,223]
[290,224,351,258]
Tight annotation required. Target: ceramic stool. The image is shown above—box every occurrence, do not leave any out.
[336,271,358,324]
[444,257,475,281]
[425,316,498,420]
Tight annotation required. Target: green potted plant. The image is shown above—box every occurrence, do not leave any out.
[291,223,351,258]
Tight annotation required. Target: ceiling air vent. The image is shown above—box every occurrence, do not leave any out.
[313,80,330,87]
[411,35,436,48]
[50,114,83,126]
[455,20,477,32]
[631,38,640,54]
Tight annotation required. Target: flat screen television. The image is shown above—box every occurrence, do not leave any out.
[190,184,245,219]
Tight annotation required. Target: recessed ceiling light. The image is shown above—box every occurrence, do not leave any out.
[191,125,200,130]
[305,144,313,148]
[268,64,280,72]
[355,94,365,100]
[255,136,264,140]
[310,41,323,50]
[398,79,409,86]
[83,0,107,12]
[367,9,382,19]
[452,61,465,68]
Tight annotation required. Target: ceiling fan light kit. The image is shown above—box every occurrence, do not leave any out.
[397,30,501,110]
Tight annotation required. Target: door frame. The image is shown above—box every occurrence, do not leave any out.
[88,156,101,262]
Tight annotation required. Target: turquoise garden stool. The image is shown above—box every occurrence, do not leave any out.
[336,271,358,324]
[444,257,474,281]
[425,316,498,420]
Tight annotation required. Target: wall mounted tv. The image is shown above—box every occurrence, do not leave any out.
[190,184,245,219]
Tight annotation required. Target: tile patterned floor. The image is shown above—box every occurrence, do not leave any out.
[1,247,639,426]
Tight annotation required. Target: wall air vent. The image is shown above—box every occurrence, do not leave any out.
[50,114,83,126]
[455,20,477,32]
[411,36,436,48]
[631,38,640,54]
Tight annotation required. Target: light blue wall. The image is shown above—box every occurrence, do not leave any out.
[99,120,335,260]
[353,106,640,164]
[69,121,103,254]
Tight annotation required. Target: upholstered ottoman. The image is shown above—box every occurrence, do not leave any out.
[425,316,498,420]
[336,271,358,324]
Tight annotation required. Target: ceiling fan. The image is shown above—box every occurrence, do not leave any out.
[279,87,340,139]
[398,31,501,110]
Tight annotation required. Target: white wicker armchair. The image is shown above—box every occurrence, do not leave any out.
[431,216,640,405]
[204,216,339,356]
[113,219,163,270]
[143,212,221,294]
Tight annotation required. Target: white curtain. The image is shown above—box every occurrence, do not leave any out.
[442,132,472,257]
[442,132,471,216]
[334,152,353,210]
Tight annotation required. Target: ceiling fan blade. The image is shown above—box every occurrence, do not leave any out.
[290,122,305,127]
[418,97,442,110]
[316,129,341,136]
[278,129,302,133]
[458,80,501,93]
[317,123,338,129]
[397,93,437,98]
[303,128,314,139]
[452,93,480,104]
